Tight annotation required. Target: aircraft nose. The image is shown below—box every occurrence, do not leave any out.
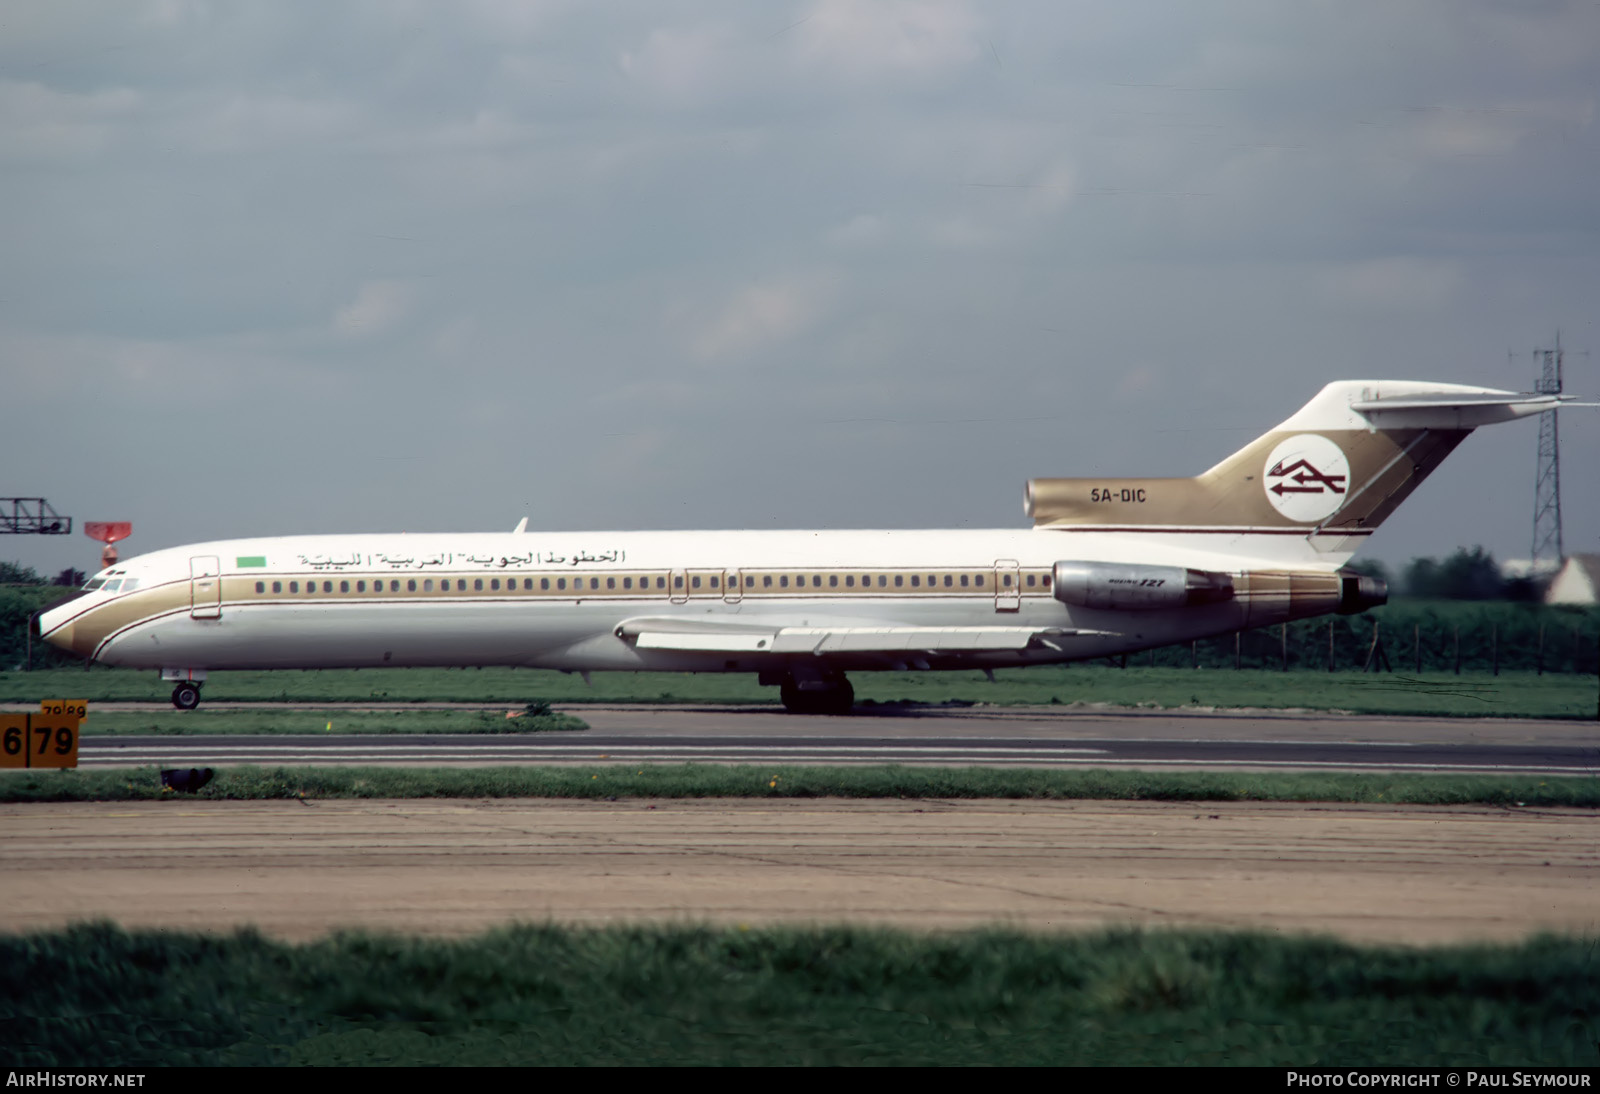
[38,603,73,644]
[38,598,87,655]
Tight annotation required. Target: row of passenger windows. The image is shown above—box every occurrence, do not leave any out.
[250,571,1054,596]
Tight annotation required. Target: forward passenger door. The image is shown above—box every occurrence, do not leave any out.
[190,556,222,619]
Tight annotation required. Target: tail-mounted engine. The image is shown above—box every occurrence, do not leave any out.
[1051,560,1387,622]
[1052,561,1234,611]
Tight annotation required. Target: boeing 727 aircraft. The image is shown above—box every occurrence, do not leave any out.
[39,380,1581,711]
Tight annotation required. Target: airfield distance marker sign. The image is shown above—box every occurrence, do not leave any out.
[0,701,84,769]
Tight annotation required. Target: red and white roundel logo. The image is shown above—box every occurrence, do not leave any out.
[1263,434,1349,522]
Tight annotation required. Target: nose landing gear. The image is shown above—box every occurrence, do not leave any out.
[170,682,202,710]
[162,669,208,710]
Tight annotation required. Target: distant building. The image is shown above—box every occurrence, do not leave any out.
[1501,558,1560,581]
[1545,554,1600,606]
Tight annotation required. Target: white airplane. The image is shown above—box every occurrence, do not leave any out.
[39,380,1581,712]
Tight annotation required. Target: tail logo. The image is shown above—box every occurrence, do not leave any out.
[1263,434,1349,522]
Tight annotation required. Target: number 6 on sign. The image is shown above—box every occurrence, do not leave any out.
[0,712,80,769]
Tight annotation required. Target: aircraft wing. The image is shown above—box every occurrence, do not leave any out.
[616,617,1111,653]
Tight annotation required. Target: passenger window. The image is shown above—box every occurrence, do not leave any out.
[975,575,984,587]
[340,580,350,593]
[960,575,969,587]
[812,576,822,587]
[779,575,789,588]
[763,576,772,587]
[289,581,299,593]
[845,575,854,587]
[830,575,839,587]
[273,581,283,593]
[557,578,567,590]
[692,576,701,589]
[423,579,433,592]
[944,575,953,588]
[607,577,616,589]
[387,580,398,592]
[491,578,500,591]
[541,578,550,590]
[657,576,666,589]
[320,581,331,593]
[893,575,902,587]
[710,576,719,588]
[674,576,684,589]
[623,577,632,590]
[307,583,316,595]
[1042,575,1051,588]
[878,575,887,587]
[408,579,417,592]
[474,579,483,591]
[356,581,365,593]
[910,576,919,587]
[255,581,265,594]
[1026,574,1036,587]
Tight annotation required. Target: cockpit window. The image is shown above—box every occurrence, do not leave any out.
[121,578,139,592]
[83,578,105,591]
[100,580,122,593]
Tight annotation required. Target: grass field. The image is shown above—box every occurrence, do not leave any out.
[4,922,1595,1065]
[3,664,1597,719]
[3,764,1595,806]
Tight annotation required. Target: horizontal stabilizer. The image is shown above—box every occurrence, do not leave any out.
[1350,390,1593,429]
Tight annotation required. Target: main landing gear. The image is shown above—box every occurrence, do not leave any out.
[171,682,202,711]
[778,671,855,716]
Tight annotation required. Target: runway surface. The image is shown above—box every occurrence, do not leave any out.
[71,704,1600,775]
[3,798,1593,944]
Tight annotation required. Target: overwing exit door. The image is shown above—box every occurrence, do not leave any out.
[994,559,1021,612]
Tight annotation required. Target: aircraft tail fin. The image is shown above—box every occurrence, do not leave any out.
[1026,380,1579,559]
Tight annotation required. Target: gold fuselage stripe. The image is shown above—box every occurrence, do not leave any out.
[233,566,1059,601]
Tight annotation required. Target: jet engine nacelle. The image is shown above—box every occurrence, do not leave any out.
[1052,561,1235,611]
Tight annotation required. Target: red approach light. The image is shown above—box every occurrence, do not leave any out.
[84,522,133,567]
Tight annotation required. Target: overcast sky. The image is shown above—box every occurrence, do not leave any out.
[3,0,1597,579]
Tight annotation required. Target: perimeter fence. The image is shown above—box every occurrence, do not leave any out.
[1129,601,1600,675]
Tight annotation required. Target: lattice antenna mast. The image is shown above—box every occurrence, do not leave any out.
[1530,334,1564,567]
[0,498,72,535]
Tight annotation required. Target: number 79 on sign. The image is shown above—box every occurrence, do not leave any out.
[0,701,84,768]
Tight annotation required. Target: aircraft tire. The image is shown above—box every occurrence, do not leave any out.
[171,683,201,711]
[820,677,855,715]
[779,676,854,715]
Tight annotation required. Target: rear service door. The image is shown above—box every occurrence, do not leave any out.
[190,556,222,619]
